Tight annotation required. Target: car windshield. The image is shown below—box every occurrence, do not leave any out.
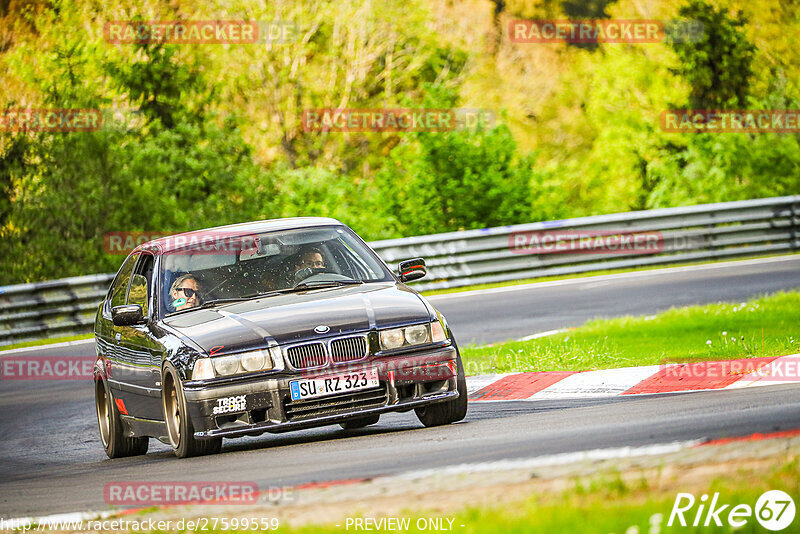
[159,225,393,316]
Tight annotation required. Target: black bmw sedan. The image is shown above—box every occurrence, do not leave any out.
[93,218,467,458]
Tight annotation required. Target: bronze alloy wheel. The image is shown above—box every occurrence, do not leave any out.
[94,372,149,458]
[95,379,111,448]
[163,372,182,448]
[161,364,222,458]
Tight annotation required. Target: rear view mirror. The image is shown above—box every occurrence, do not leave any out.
[112,304,145,327]
[398,258,426,283]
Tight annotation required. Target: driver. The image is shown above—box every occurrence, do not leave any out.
[295,248,326,273]
[169,274,202,311]
[289,247,327,285]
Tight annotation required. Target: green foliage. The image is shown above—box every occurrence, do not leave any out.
[268,165,393,240]
[648,127,800,207]
[650,9,799,209]
[0,0,798,285]
[0,2,275,284]
[671,0,756,109]
[106,42,211,129]
[376,90,535,235]
[561,0,612,18]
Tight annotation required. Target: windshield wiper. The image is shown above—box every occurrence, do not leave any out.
[197,297,254,309]
[291,280,364,291]
[168,297,248,316]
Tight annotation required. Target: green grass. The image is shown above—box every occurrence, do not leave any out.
[459,290,800,375]
[420,252,800,297]
[227,456,799,533]
[0,333,93,352]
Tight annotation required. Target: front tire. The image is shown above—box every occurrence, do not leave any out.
[162,364,222,458]
[415,353,468,428]
[95,378,149,459]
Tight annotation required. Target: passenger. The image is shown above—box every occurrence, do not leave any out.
[169,274,202,311]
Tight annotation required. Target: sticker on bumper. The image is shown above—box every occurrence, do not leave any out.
[213,395,247,415]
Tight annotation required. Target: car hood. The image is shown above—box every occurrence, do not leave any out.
[162,283,432,354]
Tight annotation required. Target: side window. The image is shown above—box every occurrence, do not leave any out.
[128,253,154,317]
[110,253,138,308]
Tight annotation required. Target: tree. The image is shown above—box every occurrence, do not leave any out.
[0,2,276,283]
[670,0,755,110]
[377,88,534,236]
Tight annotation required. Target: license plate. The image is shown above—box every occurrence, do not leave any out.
[289,368,380,401]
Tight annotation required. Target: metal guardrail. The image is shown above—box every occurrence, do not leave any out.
[0,274,114,346]
[1,195,798,346]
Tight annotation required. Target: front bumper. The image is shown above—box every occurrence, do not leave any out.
[183,346,459,439]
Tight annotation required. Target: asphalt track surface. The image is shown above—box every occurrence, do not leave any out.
[1,256,799,518]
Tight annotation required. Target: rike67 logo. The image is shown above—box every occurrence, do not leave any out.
[668,490,796,531]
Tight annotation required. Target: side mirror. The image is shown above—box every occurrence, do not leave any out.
[112,304,145,327]
[398,258,426,283]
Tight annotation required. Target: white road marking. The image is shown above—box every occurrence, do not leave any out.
[725,354,800,389]
[530,365,662,398]
[517,328,567,341]
[0,337,94,355]
[391,440,702,479]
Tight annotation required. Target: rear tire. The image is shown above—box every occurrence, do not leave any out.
[95,378,149,459]
[415,352,468,428]
[162,365,222,458]
[339,414,380,430]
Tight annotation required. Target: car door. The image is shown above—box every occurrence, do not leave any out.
[116,252,165,421]
[101,252,138,412]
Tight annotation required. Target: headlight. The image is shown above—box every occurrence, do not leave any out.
[380,322,445,350]
[405,324,429,345]
[240,349,266,372]
[380,328,405,349]
[213,355,241,376]
[199,346,283,379]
